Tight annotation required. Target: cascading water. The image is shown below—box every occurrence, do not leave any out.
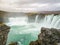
[34,14,60,29]
[6,14,60,45]
[35,15,39,23]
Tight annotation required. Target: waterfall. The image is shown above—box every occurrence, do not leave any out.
[23,14,60,34]
[34,14,60,29]
[35,15,39,23]
[5,14,60,29]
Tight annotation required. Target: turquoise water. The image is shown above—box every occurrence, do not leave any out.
[6,25,40,45]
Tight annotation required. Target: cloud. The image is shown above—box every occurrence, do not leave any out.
[0,0,60,12]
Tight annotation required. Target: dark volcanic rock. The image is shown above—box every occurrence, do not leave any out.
[29,40,41,45]
[0,23,10,45]
[29,27,60,45]
[9,42,18,45]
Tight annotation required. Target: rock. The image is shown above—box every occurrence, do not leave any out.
[8,42,18,45]
[29,40,41,45]
[29,27,60,45]
[0,23,10,45]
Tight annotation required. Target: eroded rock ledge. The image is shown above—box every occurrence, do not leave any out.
[29,27,60,45]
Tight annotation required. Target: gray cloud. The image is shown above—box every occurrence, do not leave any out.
[0,0,60,12]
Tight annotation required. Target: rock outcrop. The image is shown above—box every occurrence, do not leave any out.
[29,27,60,45]
[0,23,10,45]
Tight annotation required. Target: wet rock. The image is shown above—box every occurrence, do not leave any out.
[9,42,18,45]
[29,27,60,45]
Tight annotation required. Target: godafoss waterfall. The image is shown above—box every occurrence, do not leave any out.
[6,14,60,45]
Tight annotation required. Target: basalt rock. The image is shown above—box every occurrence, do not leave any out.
[0,23,10,45]
[29,27,60,45]
[8,42,18,45]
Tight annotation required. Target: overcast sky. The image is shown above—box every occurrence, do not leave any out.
[0,0,60,12]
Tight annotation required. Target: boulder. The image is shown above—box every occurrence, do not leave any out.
[29,27,60,45]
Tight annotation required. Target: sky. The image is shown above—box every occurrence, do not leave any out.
[0,0,60,12]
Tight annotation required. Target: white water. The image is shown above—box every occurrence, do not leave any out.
[34,14,60,29]
[6,14,60,34]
